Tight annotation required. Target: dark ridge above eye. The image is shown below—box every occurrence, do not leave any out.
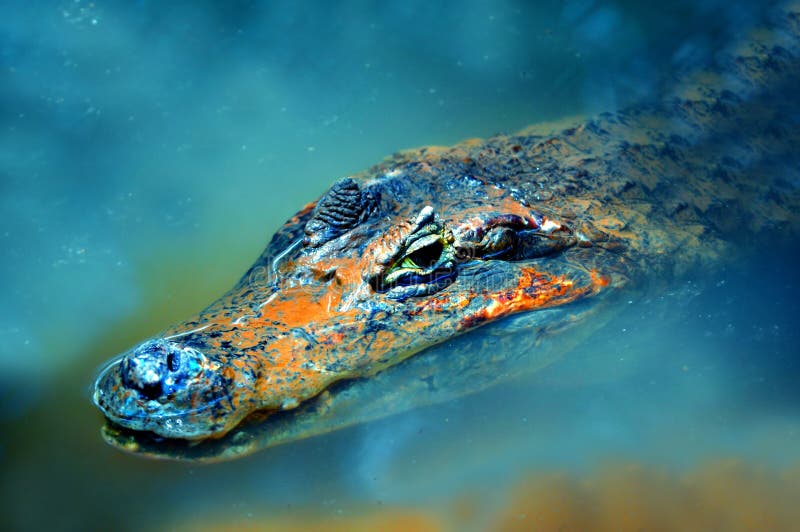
[304,178,377,247]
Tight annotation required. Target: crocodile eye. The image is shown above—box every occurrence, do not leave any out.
[367,207,460,299]
[380,233,457,293]
[401,239,444,270]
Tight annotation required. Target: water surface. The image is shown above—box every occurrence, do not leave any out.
[2,1,798,530]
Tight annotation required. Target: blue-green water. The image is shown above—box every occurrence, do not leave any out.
[2,1,799,530]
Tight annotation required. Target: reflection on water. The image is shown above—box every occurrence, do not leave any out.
[1,0,798,530]
[172,461,800,531]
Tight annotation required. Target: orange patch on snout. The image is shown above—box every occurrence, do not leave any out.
[463,267,604,330]
[487,269,572,317]
[591,269,611,287]
[256,256,365,329]
[221,366,237,381]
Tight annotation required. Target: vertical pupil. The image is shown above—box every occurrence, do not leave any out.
[167,352,179,372]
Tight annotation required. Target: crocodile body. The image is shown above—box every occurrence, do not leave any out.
[94,4,800,460]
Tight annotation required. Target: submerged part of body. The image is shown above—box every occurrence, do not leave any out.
[93,3,800,455]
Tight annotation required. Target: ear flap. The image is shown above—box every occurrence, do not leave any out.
[303,178,376,247]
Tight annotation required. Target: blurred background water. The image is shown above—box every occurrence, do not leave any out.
[2,0,799,530]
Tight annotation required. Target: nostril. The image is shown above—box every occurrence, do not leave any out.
[119,340,203,400]
[121,342,170,399]
[167,352,179,372]
[138,381,163,400]
[122,362,165,400]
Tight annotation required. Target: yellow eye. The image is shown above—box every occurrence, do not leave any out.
[400,256,419,269]
[383,236,452,287]
[391,236,446,273]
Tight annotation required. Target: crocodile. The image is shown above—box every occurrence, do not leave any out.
[93,3,800,461]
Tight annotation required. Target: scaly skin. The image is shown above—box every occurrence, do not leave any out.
[94,3,800,459]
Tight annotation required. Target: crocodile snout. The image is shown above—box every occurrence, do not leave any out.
[120,341,171,399]
[120,340,204,401]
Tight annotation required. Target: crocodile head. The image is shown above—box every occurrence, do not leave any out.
[93,157,619,440]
